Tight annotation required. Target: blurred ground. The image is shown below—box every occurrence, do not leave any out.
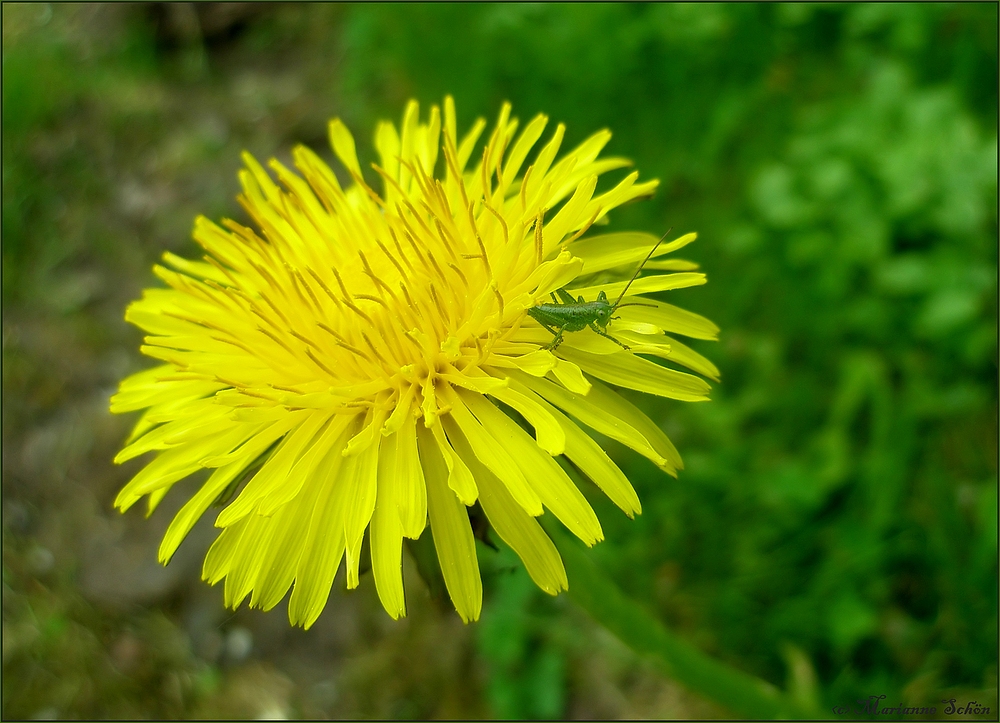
[2,3,997,720]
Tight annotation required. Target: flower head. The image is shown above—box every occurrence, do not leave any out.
[111,97,719,627]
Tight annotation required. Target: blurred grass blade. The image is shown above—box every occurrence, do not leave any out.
[544,519,823,720]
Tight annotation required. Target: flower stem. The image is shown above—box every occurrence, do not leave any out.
[543,519,824,720]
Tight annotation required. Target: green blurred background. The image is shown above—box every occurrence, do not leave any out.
[3,3,996,719]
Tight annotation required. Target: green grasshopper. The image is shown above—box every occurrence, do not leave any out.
[528,231,669,352]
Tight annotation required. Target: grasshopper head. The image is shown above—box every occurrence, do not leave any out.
[595,291,612,327]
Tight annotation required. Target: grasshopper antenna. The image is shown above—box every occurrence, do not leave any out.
[613,227,672,309]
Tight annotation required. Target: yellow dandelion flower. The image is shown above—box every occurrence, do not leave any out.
[111,97,719,627]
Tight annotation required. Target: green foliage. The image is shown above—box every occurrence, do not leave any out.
[544,517,819,719]
[2,6,160,306]
[333,2,997,713]
[477,546,568,719]
[2,30,76,303]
